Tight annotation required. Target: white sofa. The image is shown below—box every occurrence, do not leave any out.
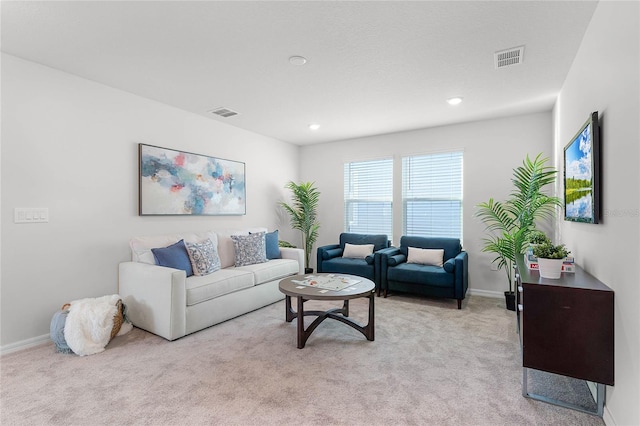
[118,228,303,341]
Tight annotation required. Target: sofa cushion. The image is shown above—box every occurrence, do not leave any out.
[186,238,221,276]
[387,263,454,288]
[407,247,444,267]
[151,240,194,277]
[342,243,374,259]
[236,258,299,285]
[185,269,254,306]
[231,232,268,267]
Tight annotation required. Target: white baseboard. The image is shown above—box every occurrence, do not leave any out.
[1,334,50,355]
[603,404,615,426]
[467,288,503,299]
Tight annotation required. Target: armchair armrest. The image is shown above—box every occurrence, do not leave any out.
[387,254,407,266]
[375,247,402,295]
[118,261,187,341]
[317,244,341,273]
[280,247,305,274]
[453,251,469,300]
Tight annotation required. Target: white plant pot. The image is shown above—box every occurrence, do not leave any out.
[538,258,563,279]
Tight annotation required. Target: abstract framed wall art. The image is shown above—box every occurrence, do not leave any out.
[139,144,246,215]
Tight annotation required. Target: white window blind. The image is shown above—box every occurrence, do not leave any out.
[344,159,393,240]
[402,151,463,239]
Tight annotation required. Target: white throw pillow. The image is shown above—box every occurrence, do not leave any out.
[407,247,444,267]
[342,243,374,259]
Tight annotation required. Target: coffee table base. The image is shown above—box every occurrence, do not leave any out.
[285,292,375,349]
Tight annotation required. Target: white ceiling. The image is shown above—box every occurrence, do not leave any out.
[1,1,598,145]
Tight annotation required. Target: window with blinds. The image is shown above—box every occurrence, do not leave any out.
[402,151,463,239]
[344,158,393,240]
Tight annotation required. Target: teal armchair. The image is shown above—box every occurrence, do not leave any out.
[381,236,468,309]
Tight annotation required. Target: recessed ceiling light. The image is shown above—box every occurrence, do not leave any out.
[309,124,320,131]
[447,97,463,105]
[289,56,307,66]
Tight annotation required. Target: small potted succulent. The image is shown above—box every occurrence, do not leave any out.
[533,242,570,279]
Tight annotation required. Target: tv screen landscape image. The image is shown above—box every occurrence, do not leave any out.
[563,111,600,224]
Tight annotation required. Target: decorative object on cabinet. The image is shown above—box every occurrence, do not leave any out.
[564,111,600,224]
[139,143,246,216]
[475,154,562,310]
[279,181,321,273]
[515,255,613,417]
[532,242,570,279]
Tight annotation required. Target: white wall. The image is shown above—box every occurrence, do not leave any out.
[299,112,553,295]
[553,2,639,425]
[0,54,300,348]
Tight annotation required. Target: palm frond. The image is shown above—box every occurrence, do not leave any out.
[476,153,561,293]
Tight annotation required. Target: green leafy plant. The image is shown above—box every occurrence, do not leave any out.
[279,181,320,270]
[528,230,550,245]
[533,242,570,259]
[278,240,297,248]
[475,154,562,294]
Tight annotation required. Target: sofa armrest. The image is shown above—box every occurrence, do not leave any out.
[118,261,187,341]
[280,247,305,275]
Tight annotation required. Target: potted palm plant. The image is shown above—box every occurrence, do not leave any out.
[279,181,320,273]
[475,154,562,310]
[533,242,570,279]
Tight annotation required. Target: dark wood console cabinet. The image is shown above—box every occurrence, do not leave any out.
[515,255,614,416]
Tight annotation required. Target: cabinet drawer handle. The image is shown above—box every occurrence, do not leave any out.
[518,304,523,312]
[518,286,523,293]
[515,273,520,279]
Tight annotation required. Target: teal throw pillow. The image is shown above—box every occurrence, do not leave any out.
[265,230,280,260]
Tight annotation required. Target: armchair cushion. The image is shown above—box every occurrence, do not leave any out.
[319,257,374,281]
[343,243,374,259]
[387,263,454,288]
[407,247,444,267]
[339,233,389,252]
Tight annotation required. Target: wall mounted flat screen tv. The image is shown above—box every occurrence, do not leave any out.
[563,111,600,223]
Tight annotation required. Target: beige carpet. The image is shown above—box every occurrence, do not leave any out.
[1,294,604,425]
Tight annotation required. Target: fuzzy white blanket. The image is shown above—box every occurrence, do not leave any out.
[64,294,128,356]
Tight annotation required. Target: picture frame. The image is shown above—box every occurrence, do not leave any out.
[563,112,600,224]
[139,143,246,216]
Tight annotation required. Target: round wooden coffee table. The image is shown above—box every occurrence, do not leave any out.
[278,273,375,349]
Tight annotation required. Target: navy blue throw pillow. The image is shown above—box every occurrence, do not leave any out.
[151,239,194,277]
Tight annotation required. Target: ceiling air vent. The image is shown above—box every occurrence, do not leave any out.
[494,46,524,69]
[209,107,239,118]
